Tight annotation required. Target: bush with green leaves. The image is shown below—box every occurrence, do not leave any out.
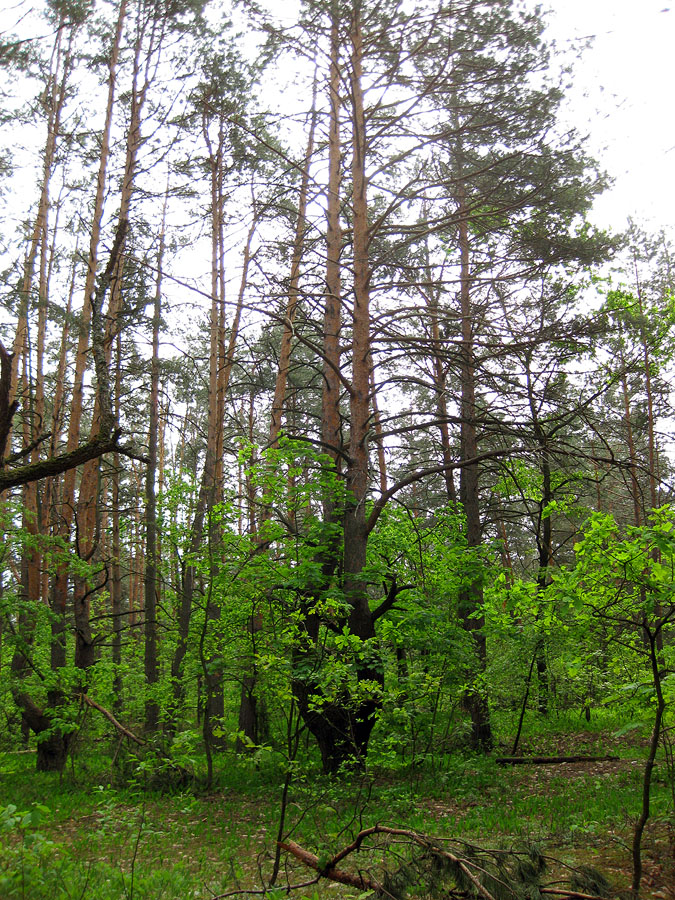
[0,803,58,899]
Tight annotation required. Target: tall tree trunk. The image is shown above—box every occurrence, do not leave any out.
[111,332,123,715]
[237,79,320,751]
[426,285,457,505]
[72,220,128,673]
[633,258,659,513]
[457,190,492,752]
[72,0,155,675]
[296,3,383,774]
[321,4,343,473]
[291,0,344,772]
[534,430,552,715]
[48,0,128,706]
[6,18,79,769]
[620,356,643,527]
[169,184,255,732]
[269,77,318,447]
[144,189,167,732]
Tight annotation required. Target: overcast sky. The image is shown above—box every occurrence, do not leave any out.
[1,0,672,236]
[544,0,675,234]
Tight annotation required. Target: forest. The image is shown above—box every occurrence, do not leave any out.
[0,0,674,897]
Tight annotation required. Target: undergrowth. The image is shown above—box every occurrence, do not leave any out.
[0,720,672,900]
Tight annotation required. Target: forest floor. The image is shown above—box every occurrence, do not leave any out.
[0,724,673,900]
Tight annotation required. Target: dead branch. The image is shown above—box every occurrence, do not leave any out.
[278,839,382,893]
[5,430,51,463]
[496,755,620,766]
[279,827,499,900]
[277,827,617,900]
[79,693,146,746]
[540,891,613,900]
[209,879,320,900]
[79,693,193,783]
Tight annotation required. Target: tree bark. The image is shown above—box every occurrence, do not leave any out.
[457,189,492,752]
[297,2,382,773]
[269,77,318,447]
[144,188,167,732]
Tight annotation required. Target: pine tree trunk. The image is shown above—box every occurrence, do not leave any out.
[111,333,123,715]
[72,4,153,674]
[457,195,492,752]
[4,19,77,766]
[427,285,457,505]
[305,3,381,772]
[144,191,166,733]
[269,78,318,446]
[321,3,343,470]
[47,0,127,703]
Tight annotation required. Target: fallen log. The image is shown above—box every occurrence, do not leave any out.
[496,755,620,766]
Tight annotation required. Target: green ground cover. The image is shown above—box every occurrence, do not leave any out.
[1,716,672,900]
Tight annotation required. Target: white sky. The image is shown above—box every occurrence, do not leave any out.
[544,0,675,234]
[0,0,672,242]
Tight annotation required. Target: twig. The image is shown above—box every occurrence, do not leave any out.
[540,891,613,900]
[208,877,320,899]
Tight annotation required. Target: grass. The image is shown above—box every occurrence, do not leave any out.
[0,721,673,900]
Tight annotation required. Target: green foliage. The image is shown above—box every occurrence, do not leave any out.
[0,803,57,899]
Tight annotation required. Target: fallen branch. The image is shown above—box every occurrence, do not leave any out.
[541,891,612,900]
[278,839,382,893]
[277,827,615,900]
[280,827,498,900]
[79,694,146,746]
[496,755,620,766]
[80,693,192,781]
[209,878,320,900]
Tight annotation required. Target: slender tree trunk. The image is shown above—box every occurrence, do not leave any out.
[72,2,154,674]
[631,624,666,897]
[269,78,318,446]
[427,287,457,505]
[8,17,72,411]
[633,259,659,513]
[47,0,127,708]
[170,189,255,732]
[193,117,227,746]
[236,82,319,750]
[534,434,552,715]
[5,21,76,766]
[321,4,343,472]
[111,333,123,715]
[457,190,492,752]
[144,191,167,732]
[620,360,643,527]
